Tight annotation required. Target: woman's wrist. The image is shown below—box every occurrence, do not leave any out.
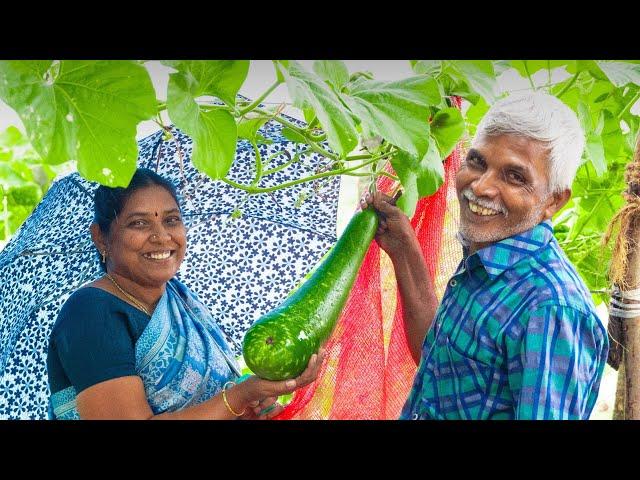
[222,381,250,417]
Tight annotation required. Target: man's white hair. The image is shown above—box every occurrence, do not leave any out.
[472,91,585,193]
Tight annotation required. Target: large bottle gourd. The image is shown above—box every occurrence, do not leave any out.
[243,207,378,380]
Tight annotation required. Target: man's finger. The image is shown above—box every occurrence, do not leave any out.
[390,190,403,205]
[371,193,398,215]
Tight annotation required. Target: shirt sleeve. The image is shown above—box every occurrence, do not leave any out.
[506,304,608,420]
[53,293,138,393]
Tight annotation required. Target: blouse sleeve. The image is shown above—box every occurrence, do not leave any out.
[52,290,138,393]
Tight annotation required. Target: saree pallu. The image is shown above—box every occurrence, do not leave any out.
[49,279,241,419]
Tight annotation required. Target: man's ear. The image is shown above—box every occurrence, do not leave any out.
[90,223,107,255]
[543,188,571,220]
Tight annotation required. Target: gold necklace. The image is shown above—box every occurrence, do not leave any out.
[105,273,151,316]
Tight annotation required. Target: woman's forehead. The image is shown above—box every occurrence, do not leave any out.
[122,185,179,212]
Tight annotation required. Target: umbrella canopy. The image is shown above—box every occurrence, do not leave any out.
[0,119,340,419]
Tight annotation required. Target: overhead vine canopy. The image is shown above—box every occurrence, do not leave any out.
[1,59,639,303]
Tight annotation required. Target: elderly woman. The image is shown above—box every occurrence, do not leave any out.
[47,168,324,419]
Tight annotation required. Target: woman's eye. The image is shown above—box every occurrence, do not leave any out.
[166,217,182,224]
[130,220,146,227]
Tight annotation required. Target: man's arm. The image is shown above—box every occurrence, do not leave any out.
[361,192,439,364]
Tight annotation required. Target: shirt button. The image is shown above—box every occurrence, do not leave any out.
[412,413,419,420]
[449,279,457,287]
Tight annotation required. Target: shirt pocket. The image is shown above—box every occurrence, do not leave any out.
[439,336,496,419]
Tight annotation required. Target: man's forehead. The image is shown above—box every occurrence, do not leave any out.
[472,135,548,163]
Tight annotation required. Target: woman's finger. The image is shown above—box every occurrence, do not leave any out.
[296,353,319,386]
[261,403,284,419]
[265,347,326,396]
[297,348,326,386]
[258,396,279,415]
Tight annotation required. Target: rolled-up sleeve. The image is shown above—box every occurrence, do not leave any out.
[506,305,608,420]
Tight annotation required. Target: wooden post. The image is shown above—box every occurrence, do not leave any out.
[621,215,640,418]
[606,133,640,419]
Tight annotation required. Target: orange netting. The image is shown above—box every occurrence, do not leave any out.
[277,103,464,420]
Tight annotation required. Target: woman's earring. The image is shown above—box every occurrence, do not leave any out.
[102,250,107,263]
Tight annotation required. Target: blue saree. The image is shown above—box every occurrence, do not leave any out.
[49,279,241,419]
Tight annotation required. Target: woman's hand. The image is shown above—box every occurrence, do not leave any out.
[234,347,327,419]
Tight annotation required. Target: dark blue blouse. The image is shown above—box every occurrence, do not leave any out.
[47,287,150,395]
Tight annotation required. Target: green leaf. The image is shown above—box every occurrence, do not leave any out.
[343,75,440,158]
[281,127,307,143]
[0,60,157,186]
[411,60,442,76]
[352,75,441,106]
[0,126,43,165]
[595,61,640,88]
[565,184,622,245]
[391,143,444,218]
[0,126,28,148]
[348,71,374,84]
[574,60,608,80]
[614,85,640,125]
[303,108,317,125]
[584,133,607,176]
[9,160,34,182]
[7,183,41,206]
[416,141,445,198]
[161,60,249,107]
[447,61,499,104]
[237,116,270,143]
[167,73,237,179]
[439,73,479,104]
[464,97,490,138]
[280,61,358,158]
[273,60,286,83]
[430,107,465,158]
[313,61,350,90]
[0,163,28,189]
[576,101,592,132]
[576,100,607,176]
[600,109,623,161]
[509,60,574,77]
[492,60,512,76]
[295,191,310,208]
[394,171,419,217]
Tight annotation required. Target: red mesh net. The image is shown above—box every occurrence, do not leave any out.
[277,101,464,420]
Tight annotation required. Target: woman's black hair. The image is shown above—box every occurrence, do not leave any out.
[93,168,180,235]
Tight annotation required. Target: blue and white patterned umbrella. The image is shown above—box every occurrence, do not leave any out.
[0,119,340,419]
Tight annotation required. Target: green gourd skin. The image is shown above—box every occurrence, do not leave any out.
[242,207,379,380]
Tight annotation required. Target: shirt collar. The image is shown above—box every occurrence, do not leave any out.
[462,220,555,279]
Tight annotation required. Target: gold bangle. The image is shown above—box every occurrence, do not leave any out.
[222,381,246,417]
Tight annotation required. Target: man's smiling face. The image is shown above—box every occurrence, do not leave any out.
[455,134,562,253]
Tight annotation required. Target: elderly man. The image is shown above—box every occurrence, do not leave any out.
[362,92,609,420]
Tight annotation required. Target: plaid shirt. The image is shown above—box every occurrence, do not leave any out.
[400,221,608,420]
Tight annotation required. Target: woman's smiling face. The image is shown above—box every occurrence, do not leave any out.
[103,185,187,288]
